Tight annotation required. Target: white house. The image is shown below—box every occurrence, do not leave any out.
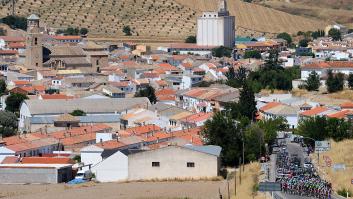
[128,145,221,180]
[91,151,128,182]
[301,61,353,80]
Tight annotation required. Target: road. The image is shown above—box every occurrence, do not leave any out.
[270,140,342,199]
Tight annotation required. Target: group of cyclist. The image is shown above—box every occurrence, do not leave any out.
[275,145,332,199]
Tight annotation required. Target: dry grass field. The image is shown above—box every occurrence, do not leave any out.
[291,89,353,106]
[314,139,353,195]
[257,0,353,27]
[0,0,328,39]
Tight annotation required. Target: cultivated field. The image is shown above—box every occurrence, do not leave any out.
[258,0,353,27]
[0,0,328,39]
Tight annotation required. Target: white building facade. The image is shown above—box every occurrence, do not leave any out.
[197,0,235,48]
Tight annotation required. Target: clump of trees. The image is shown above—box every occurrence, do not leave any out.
[348,73,353,89]
[185,35,196,43]
[277,32,292,45]
[244,50,261,59]
[212,46,232,58]
[296,116,352,141]
[0,15,27,30]
[328,28,341,41]
[134,85,157,104]
[56,27,89,35]
[326,70,344,93]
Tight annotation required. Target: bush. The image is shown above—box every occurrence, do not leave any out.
[337,188,352,197]
[212,46,232,58]
[0,15,27,30]
[70,109,86,116]
[244,50,261,59]
[185,35,196,43]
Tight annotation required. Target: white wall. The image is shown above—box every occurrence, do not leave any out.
[80,146,103,169]
[0,147,16,163]
[128,146,219,180]
[91,151,128,182]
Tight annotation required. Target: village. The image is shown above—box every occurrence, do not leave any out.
[0,0,353,198]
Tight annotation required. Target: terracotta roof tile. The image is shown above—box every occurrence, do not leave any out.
[259,102,281,112]
[21,157,74,164]
[300,106,329,117]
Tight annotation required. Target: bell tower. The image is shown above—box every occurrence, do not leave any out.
[25,14,43,68]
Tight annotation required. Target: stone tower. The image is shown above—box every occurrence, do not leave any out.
[25,14,43,68]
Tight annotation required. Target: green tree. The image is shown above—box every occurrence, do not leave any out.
[80,28,88,35]
[202,112,243,165]
[257,117,288,145]
[70,109,86,116]
[305,71,320,91]
[238,82,257,120]
[212,46,232,58]
[277,32,292,44]
[226,66,247,88]
[326,70,344,93]
[328,28,342,41]
[0,15,27,30]
[0,79,6,95]
[244,124,264,161]
[244,50,261,59]
[0,111,18,137]
[123,26,132,36]
[134,85,157,104]
[299,39,309,47]
[348,73,353,89]
[5,93,28,113]
[185,35,196,43]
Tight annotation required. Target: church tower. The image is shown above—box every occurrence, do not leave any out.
[25,14,43,68]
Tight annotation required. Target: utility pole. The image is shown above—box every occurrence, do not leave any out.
[12,0,15,16]
[234,165,236,197]
[239,157,242,185]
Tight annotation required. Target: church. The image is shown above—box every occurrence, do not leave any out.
[24,14,108,73]
[196,0,235,48]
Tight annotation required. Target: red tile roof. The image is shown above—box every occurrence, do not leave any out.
[300,106,329,117]
[181,112,213,123]
[8,42,25,48]
[260,102,281,112]
[0,36,25,42]
[1,157,19,164]
[170,43,217,50]
[95,140,126,150]
[303,61,353,69]
[155,88,176,96]
[340,102,353,109]
[40,94,75,100]
[157,95,176,101]
[13,80,31,86]
[21,157,74,164]
[327,110,352,119]
[157,63,179,71]
[0,50,18,55]
[124,125,162,136]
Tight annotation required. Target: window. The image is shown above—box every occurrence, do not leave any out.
[187,162,195,167]
[152,162,160,167]
[34,37,38,45]
[96,59,99,65]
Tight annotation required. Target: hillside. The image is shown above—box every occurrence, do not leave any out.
[0,0,328,39]
[256,0,353,28]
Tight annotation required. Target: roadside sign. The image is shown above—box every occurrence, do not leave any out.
[333,164,346,171]
[315,141,331,152]
[258,182,282,192]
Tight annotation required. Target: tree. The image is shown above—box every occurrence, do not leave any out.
[123,26,132,36]
[226,66,247,88]
[0,111,18,137]
[326,70,344,93]
[0,27,6,36]
[212,46,232,58]
[299,39,309,47]
[202,112,243,165]
[134,86,157,104]
[0,79,6,95]
[328,28,342,41]
[79,28,88,35]
[0,15,27,30]
[305,71,320,91]
[5,93,28,113]
[311,29,325,39]
[244,124,264,161]
[257,117,288,145]
[348,73,353,89]
[244,50,261,59]
[70,109,86,116]
[238,82,257,121]
[185,35,196,43]
[277,32,292,44]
